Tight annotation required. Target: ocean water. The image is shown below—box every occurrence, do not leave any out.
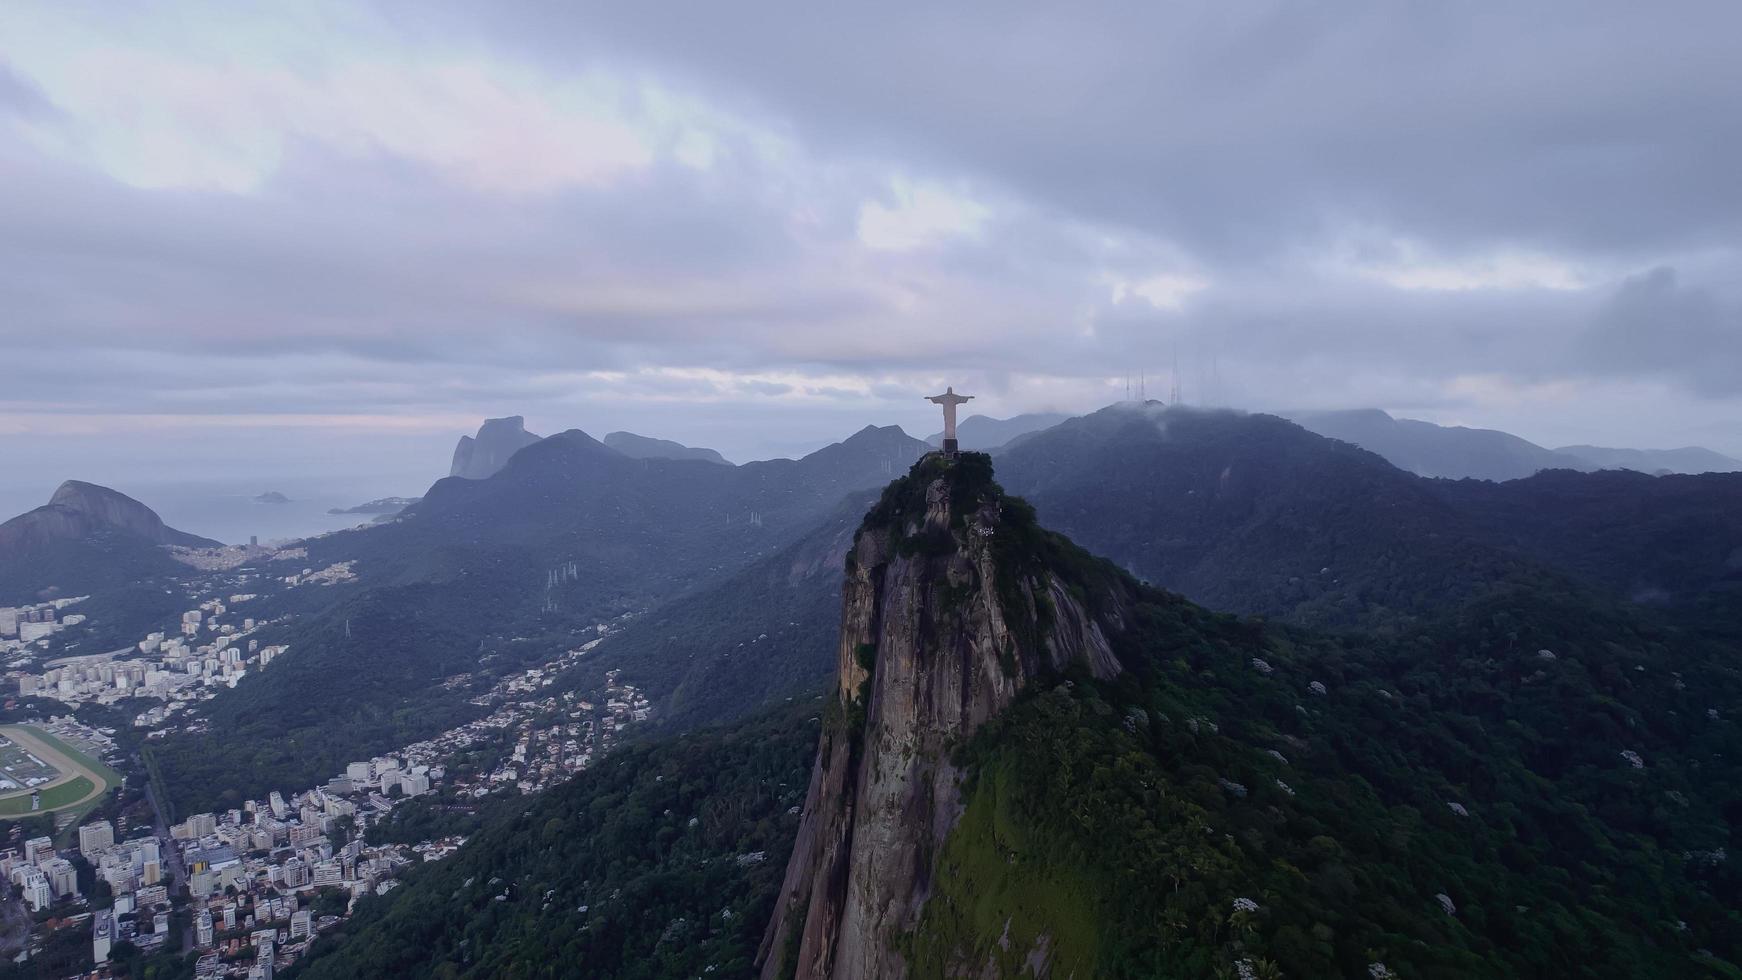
[147,481,394,546]
[0,476,430,547]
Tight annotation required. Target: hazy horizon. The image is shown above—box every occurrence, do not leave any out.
[7,395,1739,544]
[4,1,1740,524]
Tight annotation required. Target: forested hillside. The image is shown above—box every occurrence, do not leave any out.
[298,454,1742,979]
[149,426,924,813]
[996,404,1742,633]
[290,700,820,980]
[553,490,876,734]
[0,481,218,604]
[761,453,1740,978]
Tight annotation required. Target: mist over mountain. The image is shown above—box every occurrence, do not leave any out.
[604,430,733,465]
[924,412,1070,451]
[1289,408,1742,481]
[1286,408,1586,481]
[327,496,421,516]
[449,415,544,480]
[1556,443,1742,474]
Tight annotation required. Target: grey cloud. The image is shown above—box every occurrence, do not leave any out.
[455,1,1742,263]
[1581,267,1742,395]
[0,62,55,121]
[5,1,1742,490]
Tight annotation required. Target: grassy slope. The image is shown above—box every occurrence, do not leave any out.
[0,726,120,817]
[0,777,94,816]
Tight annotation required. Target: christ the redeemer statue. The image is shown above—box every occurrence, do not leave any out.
[927,386,973,454]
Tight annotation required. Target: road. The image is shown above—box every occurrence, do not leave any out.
[143,778,195,951]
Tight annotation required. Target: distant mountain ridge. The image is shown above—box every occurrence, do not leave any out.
[1288,407,1742,480]
[0,480,218,603]
[1287,408,1580,481]
[996,404,1742,630]
[149,423,931,812]
[1555,443,1742,474]
[603,430,732,465]
[538,404,1742,735]
[449,415,543,479]
[926,412,1070,451]
[0,480,216,553]
[327,496,421,516]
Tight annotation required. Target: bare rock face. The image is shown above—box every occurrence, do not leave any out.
[450,416,544,479]
[758,454,1126,980]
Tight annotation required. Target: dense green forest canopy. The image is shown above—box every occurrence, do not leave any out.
[842,451,1742,977]
[290,700,820,980]
[300,453,1741,978]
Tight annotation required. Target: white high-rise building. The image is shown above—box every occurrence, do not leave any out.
[44,858,77,899]
[281,857,308,889]
[93,910,116,964]
[23,837,54,867]
[20,871,52,912]
[78,820,115,857]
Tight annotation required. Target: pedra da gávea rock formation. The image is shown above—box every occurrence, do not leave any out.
[758,452,1133,980]
[450,416,544,480]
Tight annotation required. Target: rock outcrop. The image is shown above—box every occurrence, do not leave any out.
[449,416,544,479]
[758,453,1128,980]
[0,480,217,553]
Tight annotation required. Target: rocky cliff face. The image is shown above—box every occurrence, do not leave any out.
[758,453,1129,980]
[0,480,216,553]
[449,416,543,479]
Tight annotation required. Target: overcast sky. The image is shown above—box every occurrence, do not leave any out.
[2,1,1739,513]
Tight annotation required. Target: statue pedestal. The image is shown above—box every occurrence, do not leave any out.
[943,438,958,454]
